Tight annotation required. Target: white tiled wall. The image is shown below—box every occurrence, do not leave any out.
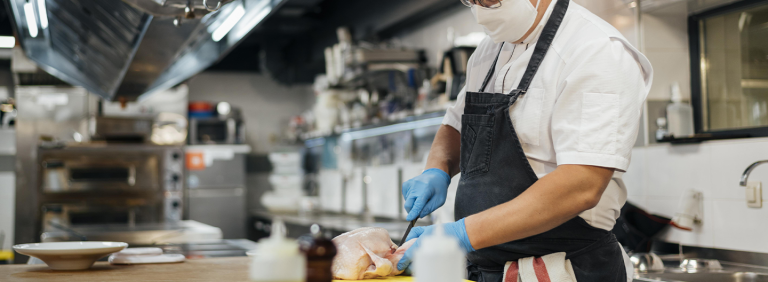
[623,137,768,253]
[575,0,639,47]
[640,1,691,101]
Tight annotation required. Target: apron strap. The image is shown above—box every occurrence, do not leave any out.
[479,43,505,92]
[514,0,570,93]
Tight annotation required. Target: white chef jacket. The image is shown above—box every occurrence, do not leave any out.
[443,1,653,232]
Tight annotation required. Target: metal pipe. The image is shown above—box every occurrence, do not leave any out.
[740,160,768,187]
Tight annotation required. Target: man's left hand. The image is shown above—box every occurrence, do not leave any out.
[396,218,475,271]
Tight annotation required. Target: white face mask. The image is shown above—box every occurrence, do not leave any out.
[472,0,541,43]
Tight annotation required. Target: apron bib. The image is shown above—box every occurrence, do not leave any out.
[454,0,626,281]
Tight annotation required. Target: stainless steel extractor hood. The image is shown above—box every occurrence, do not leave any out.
[7,0,281,101]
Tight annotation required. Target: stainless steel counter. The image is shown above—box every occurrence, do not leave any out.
[633,258,768,282]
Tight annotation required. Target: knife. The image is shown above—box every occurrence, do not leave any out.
[399,219,417,246]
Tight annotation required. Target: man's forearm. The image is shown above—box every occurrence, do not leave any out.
[425,125,462,177]
[464,164,614,250]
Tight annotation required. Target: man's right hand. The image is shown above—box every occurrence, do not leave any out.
[402,168,451,221]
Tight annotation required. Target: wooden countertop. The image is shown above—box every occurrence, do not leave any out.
[0,257,250,282]
[0,257,473,282]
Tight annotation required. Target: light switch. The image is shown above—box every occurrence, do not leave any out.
[746,181,762,209]
[747,186,757,202]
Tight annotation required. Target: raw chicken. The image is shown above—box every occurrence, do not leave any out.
[332,227,416,280]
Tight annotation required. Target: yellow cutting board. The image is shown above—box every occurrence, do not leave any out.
[333,277,473,282]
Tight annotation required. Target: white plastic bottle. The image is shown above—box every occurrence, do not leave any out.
[666,82,694,138]
[656,117,669,141]
[413,223,466,282]
[248,219,306,282]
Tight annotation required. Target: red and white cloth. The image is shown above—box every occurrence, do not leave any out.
[502,252,577,282]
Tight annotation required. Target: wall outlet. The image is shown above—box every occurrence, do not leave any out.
[746,181,762,209]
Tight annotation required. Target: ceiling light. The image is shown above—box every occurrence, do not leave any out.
[0,36,16,48]
[24,2,38,38]
[231,2,271,40]
[212,4,245,42]
[37,0,48,29]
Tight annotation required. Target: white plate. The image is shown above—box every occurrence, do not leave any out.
[14,242,128,270]
[109,253,186,265]
[111,247,164,257]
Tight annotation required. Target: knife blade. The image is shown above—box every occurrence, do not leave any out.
[399,219,416,246]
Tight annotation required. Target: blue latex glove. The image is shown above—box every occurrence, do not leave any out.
[396,218,475,271]
[402,168,451,221]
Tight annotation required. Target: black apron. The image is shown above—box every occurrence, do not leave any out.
[454,0,627,281]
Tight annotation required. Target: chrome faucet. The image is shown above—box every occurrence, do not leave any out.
[741,160,768,187]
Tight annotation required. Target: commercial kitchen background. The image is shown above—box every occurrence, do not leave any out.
[0,0,766,271]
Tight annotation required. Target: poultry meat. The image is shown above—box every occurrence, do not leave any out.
[331,227,415,280]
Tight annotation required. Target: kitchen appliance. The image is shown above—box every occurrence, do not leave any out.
[38,145,184,230]
[89,116,154,143]
[188,117,244,145]
[12,86,190,263]
[186,144,250,239]
[188,103,244,145]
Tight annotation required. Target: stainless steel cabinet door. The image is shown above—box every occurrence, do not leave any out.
[188,187,246,239]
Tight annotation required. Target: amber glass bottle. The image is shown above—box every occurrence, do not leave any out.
[299,224,338,282]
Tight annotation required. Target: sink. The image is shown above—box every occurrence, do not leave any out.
[637,272,768,282]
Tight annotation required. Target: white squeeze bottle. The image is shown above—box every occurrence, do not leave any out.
[413,222,466,282]
[666,82,694,138]
[249,219,306,282]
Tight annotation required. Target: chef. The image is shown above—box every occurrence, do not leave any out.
[396,0,652,281]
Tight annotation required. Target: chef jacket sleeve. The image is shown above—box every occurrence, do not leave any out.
[551,37,650,172]
[442,85,466,132]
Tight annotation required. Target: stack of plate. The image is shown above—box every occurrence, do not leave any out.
[262,152,304,212]
[108,247,185,264]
